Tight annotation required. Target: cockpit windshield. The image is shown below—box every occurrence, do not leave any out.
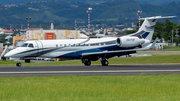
[28,44,34,48]
[21,43,34,48]
[21,43,28,47]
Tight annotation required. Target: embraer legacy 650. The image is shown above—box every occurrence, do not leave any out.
[4,16,175,66]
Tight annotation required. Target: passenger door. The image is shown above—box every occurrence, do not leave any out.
[35,41,43,56]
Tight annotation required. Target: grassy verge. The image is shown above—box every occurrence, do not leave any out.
[163,46,180,49]
[0,61,26,66]
[20,54,180,65]
[162,46,180,51]
[162,49,180,51]
[0,75,180,101]
[0,54,180,66]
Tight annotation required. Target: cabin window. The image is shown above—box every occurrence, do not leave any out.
[81,44,85,46]
[21,43,28,47]
[56,44,58,47]
[71,44,73,47]
[28,44,34,48]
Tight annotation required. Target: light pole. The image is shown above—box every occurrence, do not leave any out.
[175,28,179,37]
[26,17,31,40]
[74,19,77,30]
[21,25,23,30]
[172,29,173,45]
[87,8,92,38]
[10,24,12,31]
[137,10,142,29]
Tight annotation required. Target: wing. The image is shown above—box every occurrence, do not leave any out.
[81,42,153,59]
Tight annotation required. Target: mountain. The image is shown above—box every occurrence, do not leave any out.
[0,0,180,5]
[135,0,180,5]
[0,0,48,4]
[0,0,179,28]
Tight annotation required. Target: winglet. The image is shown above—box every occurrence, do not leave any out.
[150,37,158,49]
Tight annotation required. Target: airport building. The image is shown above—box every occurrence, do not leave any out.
[27,29,80,40]
[13,29,81,46]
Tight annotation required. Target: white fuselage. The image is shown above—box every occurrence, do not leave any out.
[4,37,150,58]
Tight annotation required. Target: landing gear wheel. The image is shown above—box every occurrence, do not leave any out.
[101,60,109,66]
[84,61,91,66]
[126,54,131,57]
[16,62,22,67]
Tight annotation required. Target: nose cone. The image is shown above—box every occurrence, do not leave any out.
[4,49,18,58]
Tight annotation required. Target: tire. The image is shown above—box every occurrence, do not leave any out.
[101,60,109,66]
[16,63,22,67]
[84,61,91,66]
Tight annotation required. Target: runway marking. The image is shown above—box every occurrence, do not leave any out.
[1,70,180,74]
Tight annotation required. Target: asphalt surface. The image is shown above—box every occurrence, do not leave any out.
[0,65,180,77]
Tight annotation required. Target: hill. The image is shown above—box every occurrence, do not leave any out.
[0,0,48,4]
[1,0,180,5]
[135,0,180,5]
[0,0,179,28]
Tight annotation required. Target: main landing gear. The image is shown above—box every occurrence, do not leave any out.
[82,59,91,66]
[82,58,109,66]
[101,58,109,66]
[16,61,22,67]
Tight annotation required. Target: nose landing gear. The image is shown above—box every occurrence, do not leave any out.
[16,61,22,67]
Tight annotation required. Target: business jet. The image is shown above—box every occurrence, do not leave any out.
[4,16,175,67]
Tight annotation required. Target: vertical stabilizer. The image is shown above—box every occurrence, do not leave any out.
[129,16,176,42]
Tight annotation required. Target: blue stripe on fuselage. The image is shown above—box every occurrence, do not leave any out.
[57,45,136,58]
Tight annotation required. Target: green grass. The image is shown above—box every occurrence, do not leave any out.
[0,61,28,66]
[1,55,180,66]
[163,49,180,51]
[19,54,180,65]
[162,46,180,51]
[163,46,180,49]
[0,75,180,101]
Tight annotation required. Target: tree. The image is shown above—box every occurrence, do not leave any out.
[125,30,137,35]
[161,19,174,41]
[0,40,5,43]
[174,37,180,46]
[152,31,158,41]
[154,22,164,40]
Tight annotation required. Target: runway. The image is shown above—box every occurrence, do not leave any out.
[0,65,180,77]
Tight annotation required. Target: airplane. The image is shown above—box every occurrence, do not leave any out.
[4,16,175,67]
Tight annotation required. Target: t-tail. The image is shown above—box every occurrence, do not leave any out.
[129,16,176,42]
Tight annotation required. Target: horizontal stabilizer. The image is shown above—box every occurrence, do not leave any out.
[140,16,176,20]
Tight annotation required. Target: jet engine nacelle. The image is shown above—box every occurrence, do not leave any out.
[117,37,145,48]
